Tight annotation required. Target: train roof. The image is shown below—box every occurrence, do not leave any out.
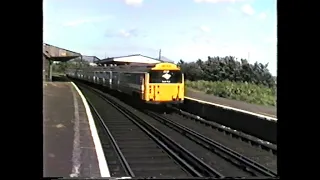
[73,62,180,73]
[97,54,161,65]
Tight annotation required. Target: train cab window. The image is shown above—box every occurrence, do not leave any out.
[149,70,182,83]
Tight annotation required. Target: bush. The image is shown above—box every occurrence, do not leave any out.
[185,80,276,106]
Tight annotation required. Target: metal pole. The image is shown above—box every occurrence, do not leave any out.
[80,55,83,68]
[48,59,53,81]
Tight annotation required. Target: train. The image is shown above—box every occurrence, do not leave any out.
[66,62,185,105]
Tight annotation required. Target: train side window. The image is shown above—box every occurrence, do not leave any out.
[127,73,133,83]
[127,73,131,83]
[134,74,139,84]
[125,73,129,83]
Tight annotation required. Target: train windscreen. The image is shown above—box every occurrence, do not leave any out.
[149,70,182,83]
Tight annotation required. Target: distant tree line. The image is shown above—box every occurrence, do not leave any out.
[177,56,276,88]
[52,58,90,73]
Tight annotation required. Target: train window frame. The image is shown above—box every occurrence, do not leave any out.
[149,70,182,83]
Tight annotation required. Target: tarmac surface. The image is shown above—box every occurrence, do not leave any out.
[185,88,277,118]
[43,80,101,178]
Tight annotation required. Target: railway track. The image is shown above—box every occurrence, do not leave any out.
[78,84,193,178]
[144,111,277,177]
[161,111,277,171]
[126,109,277,177]
[75,80,278,178]
[171,108,277,155]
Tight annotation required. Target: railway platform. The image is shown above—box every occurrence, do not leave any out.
[43,76,107,178]
[185,88,277,118]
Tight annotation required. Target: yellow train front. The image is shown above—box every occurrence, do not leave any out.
[142,63,184,104]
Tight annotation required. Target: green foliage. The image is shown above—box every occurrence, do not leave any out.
[178,56,276,88]
[178,56,277,106]
[186,80,276,106]
[52,58,90,73]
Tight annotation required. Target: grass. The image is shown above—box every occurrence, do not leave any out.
[185,80,276,106]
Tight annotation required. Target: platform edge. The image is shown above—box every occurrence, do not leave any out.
[71,82,111,177]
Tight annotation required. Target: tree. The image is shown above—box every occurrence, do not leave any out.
[52,58,90,73]
[179,56,276,88]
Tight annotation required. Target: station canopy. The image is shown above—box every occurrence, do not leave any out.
[43,43,81,62]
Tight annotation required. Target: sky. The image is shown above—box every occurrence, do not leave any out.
[43,0,277,75]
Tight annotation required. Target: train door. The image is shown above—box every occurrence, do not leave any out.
[108,71,112,89]
[89,72,92,82]
[119,73,126,93]
[96,71,100,84]
[111,72,118,90]
[101,71,104,86]
[98,71,101,84]
[97,71,101,84]
[144,73,150,101]
[140,73,146,100]
[93,71,96,83]
[85,71,89,81]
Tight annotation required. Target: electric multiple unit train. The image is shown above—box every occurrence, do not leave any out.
[66,62,185,104]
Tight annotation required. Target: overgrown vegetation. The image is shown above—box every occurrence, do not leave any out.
[178,56,276,106]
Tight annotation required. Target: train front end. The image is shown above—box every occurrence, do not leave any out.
[144,63,184,104]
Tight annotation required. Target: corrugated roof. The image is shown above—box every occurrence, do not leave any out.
[43,43,82,62]
[159,56,174,63]
[43,43,81,56]
[100,54,159,61]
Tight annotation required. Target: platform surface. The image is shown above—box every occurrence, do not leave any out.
[43,81,101,178]
[185,88,277,118]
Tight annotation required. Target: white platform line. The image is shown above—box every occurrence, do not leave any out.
[71,82,111,177]
[185,96,277,121]
[70,86,81,177]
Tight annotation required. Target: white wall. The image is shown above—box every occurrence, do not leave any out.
[89,62,98,66]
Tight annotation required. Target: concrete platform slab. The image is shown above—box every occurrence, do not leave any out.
[185,88,277,118]
[43,82,103,178]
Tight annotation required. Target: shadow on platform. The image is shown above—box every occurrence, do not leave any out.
[52,75,70,82]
